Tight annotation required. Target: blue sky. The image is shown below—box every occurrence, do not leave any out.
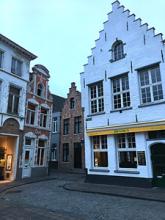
[1,0,165,97]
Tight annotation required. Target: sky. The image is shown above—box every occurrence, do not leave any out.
[1,0,165,97]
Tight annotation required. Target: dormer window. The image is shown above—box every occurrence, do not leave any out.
[111,40,125,62]
[37,83,44,97]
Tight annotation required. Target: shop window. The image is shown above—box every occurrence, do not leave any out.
[92,135,108,168]
[26,103,36,125]
[116,133,137,169]
[74,116,81,134]
[112,74,130,110]
[63,118,69,135]
[7,85,20,115]
[40,107,48,128]
[139,65,163,104]
[11,57,22,76]
[63,143,69,162]
[89,81,104,114]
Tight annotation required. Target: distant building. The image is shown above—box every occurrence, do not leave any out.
[81,1,165,187]
[59,82,85,172]
[22,64,53,178]
[0,34,36,181]
[50,94,65,169]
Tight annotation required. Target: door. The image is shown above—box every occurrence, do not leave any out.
[151,143,165,187]
[74,143,82,169]
[22,148,33,178]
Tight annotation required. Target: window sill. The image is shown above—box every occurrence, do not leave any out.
[89,169,110,173]
[114,170,140,174]
[109,54,127,63]
[138,101,165,108]
[87,111,105,117]
[110,107,132,113]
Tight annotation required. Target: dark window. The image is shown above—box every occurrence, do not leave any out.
[63,118,69,135]
[37,83,44,97]
[36,139,46,166]
[148,130,165,139]
[63,143,69,162]
[74,116,81,134]
[112,41,124,61]
[70,98,75,109]
[11,57,22,76]
[7,86,20,115]
[26,103,36,125]
[40,107,48,127]
[51,143,57,161]
[0,50,4,68]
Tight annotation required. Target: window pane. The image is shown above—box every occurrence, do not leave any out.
[90,85,96,99]
[113,79,120,93]
[141,87,151,103]
[119,151,137,168]
[127,133,136,148]
[63,144,69,162]
[153,84,163,101]
[91,100,97,113]
[7,94,13,113]
[98,82,103,97]
[93,136,100,149]
[151,67,161,83]
[122,76,129,91]
[0,51,3,68]
[114,94,121,109]
[101,136,107,149]
[123,92,130,108]
[118,134,126,148]
[94,152,108,167]
[140,71,149,86]
[98,98,104,112]
[13,96,19,114]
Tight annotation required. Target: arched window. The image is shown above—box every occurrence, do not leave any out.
[112,40,124,61]
[37,83,44,97]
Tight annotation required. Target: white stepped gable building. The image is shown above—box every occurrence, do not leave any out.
[80,1,165,187]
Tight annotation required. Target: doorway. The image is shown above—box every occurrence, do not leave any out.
[74,143,82,169]
[151,143,165,187]
[22,148,33,178]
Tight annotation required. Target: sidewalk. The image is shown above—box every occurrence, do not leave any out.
[64,181,165,203]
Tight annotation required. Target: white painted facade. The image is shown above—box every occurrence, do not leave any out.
[80,1,165,186]
[0,34,36,181]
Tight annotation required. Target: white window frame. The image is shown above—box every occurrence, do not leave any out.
[26,103,37,126]
[116,133,137,171]
[51,144,57,161]
[92,136,108,169]
[112,74,130,110]
[40,107,48,128]
[35,139,47,167]
[52,117,57,133]
[139,66,163,105]
[89,81,104,114]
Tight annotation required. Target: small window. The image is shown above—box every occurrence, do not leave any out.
[26,103,36,125]
[74,116,81,134]
[11,57,22,76]
[51,144,57,161]
[0,50,4,68]
[52,117,57,133]
[63,118,69,135]
[112,40,124,61]
[37,83,44,97]
[70,98,75,109]
[36,139,46,166]
[40,107,48,128]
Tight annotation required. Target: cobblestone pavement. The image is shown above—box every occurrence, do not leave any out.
[0,173,165,220]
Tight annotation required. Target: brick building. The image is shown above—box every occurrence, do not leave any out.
[21,64,53,178]
[59,82,85,172]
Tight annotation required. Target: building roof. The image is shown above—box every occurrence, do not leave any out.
[0,34,37,60]
[52,94,66,112]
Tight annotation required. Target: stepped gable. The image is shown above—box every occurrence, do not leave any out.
[83,0,164,70]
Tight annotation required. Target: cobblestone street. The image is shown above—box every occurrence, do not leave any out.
[0,173,165,220]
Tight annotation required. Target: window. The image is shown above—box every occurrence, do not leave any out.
[112,75,130,110]
[52,117,57,133]
[0,50,4,68]
[63,118,69,135]
[90,81,104,114]
[148,130,165,140]
[63,143,69,162]
[7,86,20,115]
[51,143,57,161]
[37,83,44,97]
[74,116,81,134]
[112,41,124,61]
[25,137,32,146]
[11,57,22,76]
[116,133,137,169]
[40,107,48,128]
[36,139,46,166]
[26,103,36,125]
[139,66,163,104]
[92,135,108,168]
[70,98,75,109]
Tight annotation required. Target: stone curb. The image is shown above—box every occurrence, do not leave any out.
[63,183,165,203]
